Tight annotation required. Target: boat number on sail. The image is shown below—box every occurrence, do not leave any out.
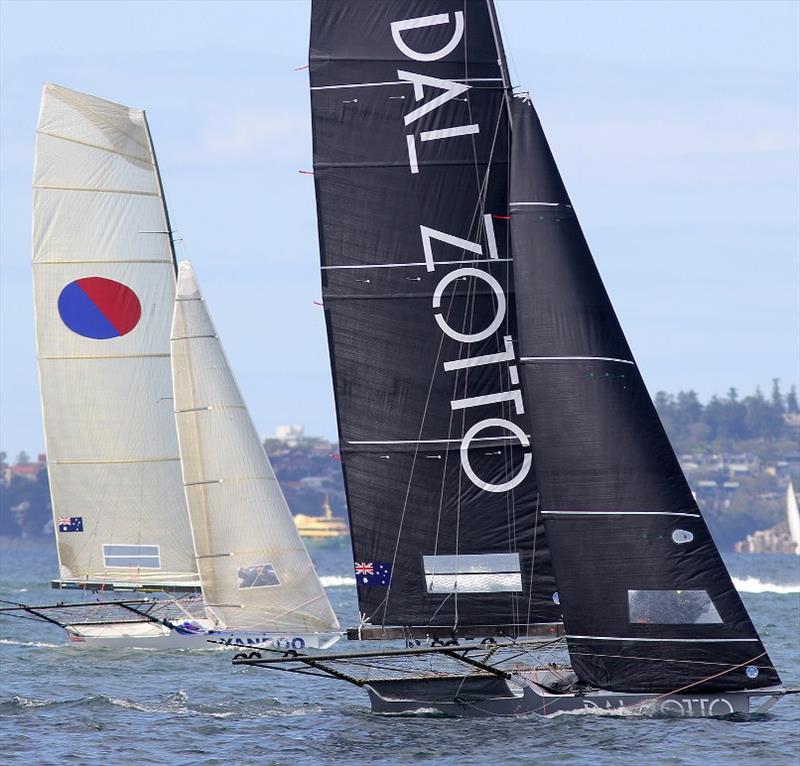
[391,12,531,494]
[58,277,142,340]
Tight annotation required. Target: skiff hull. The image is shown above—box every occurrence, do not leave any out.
[364,675,786,719]
[64,622,341,651]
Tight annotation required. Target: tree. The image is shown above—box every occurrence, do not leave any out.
[15,451,30,465]
[771,378,784,413]
[787,385,799,414]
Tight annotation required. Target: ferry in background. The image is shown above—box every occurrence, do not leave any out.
[294,494,349,539]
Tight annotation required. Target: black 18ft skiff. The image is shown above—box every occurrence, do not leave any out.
[234,0,797,717]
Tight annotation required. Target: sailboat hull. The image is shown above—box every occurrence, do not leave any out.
[364,674,785,719]
[64,622,341,651]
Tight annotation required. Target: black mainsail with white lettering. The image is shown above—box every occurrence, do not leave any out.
[310,0,559,635]
[508,94,780,692]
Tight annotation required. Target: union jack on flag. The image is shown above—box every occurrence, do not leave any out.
[354,561,391,586]
[57,516,83,533]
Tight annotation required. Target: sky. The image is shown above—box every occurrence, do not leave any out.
[1,0,798,455]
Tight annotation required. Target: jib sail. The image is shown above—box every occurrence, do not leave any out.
[508,93,780,693]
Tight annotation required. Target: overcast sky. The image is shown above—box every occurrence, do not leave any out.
[1,0,798,455]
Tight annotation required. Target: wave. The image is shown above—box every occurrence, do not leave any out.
[1,691,317,720]
[320,575,356,588]
[732,576,800,594]
[0,638,61,648]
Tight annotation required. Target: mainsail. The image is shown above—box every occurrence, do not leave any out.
[509,94,780,692]
[170,262,339,632]
[32,84,198,589]
[310,0,559,634]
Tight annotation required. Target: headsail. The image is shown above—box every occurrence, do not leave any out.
[508,94,780,692]
[32,84,198,589]
[170,262,339,632]
[787,482,800,555]
[309,0,559,635]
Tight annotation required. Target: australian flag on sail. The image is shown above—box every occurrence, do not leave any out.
[57,516,83,533]
[354,561,391,587]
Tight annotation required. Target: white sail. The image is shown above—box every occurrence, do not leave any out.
[32,84,198,588]
[787,482,800,556]
[170,261,339,632]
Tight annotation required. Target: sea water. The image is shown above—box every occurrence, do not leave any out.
[1,540,798,766]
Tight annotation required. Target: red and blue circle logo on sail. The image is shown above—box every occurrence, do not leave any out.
[58,277,142,339]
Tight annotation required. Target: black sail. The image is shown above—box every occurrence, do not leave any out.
[309,0,559,635]
[509,94,780,692]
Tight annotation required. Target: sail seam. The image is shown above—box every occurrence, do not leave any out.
[184,476,276,485]
[39,353,170,360]
[520,356,634,365]
[543,511,700,517]
[170,334,218,340]
[175,405,247,413]
[48,457,180,465]
[36,130,151,163]
[35,259,173,265]
[322,258,511,270]
[510,201,569,207]
[311,77,503,91]
[33,185,159,197]
[348,436,529,445]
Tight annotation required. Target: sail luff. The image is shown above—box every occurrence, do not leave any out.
[508,94,780,692]
[33,83,198,588]
[170,262,339,632]
[141,112,178,275]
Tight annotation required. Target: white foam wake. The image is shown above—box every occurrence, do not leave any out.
[320,575,356,588]
[0,638,61,648]
[732,576,800,594]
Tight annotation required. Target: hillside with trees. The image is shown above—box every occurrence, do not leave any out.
[2,382,798,551]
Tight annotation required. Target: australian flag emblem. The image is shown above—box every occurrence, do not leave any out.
[57,516,83,533]
[354,561,391,587]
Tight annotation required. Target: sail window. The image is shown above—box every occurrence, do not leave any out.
[628,590,723,624]
[237,563,281,589]
[423,553,523,593]
[672,529,694,544]
[102,544,161,569]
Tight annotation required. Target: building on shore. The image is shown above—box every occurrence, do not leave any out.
[735,482,800,555]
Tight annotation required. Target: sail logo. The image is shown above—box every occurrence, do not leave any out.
[390,12,477,174]
[390,13,530,494]
[58,277,141,339]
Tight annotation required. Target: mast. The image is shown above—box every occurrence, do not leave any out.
[507,93,780,692]
[32,84,198,591]
[485,0,513,121]
[309,0,559,638]
[142,111,179,275]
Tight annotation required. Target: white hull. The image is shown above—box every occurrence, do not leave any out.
[64,621,341,651]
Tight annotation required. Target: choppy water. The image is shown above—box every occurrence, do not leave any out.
[1,540,798,766]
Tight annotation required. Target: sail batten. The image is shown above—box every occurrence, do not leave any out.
[33,83,198,589]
